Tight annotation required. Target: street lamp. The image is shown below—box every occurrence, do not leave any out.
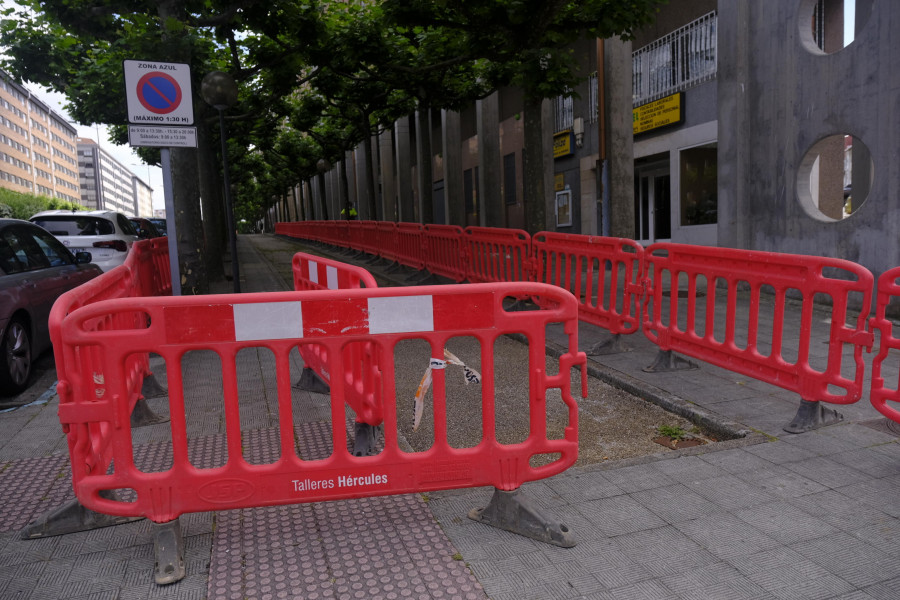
[201,71,241,293]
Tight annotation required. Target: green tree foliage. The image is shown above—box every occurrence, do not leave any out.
[0,188,85,220]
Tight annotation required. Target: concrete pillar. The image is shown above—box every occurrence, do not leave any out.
[395,116,414,222]
[603,39,635,239]
[442,109,464,227]
[415,108,434,224]
[477,92,504,228]
[379,129,397,221]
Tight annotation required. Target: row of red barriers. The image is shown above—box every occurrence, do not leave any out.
[276,219,900,433]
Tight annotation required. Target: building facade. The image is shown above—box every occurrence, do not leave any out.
[77,138,151,217]
[0,70,80,203]
[270,0,894,281]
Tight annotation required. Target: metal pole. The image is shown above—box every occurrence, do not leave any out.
[218,109,240,293]
[161,148,181,296]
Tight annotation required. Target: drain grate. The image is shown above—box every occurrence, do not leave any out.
[859,417,900,438]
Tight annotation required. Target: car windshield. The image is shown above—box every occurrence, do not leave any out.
[32,216,115,236]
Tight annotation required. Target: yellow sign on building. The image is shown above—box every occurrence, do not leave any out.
[553,131,573,158]
[633,92,684,135]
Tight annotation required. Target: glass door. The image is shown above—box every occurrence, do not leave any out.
[634,166,671,245]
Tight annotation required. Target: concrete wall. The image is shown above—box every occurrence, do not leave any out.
[718,0,899,278]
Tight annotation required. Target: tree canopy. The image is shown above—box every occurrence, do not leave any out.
[1,0,663,285]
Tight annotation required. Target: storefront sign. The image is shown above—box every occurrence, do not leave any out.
[553,131,573,158]
[633,92,683,135]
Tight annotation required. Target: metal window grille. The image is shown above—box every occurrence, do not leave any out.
[588,72,599,124]
[632,11,717,106]
[553,95,574,133]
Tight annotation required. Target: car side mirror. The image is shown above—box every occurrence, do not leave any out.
[74,251,93,264]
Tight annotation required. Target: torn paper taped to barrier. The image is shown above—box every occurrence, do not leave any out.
[413,349,482,431]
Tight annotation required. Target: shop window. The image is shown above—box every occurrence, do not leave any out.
[679,144,717,226]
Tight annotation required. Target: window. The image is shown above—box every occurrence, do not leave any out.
[503,153,517,206]
[679,143,717,226]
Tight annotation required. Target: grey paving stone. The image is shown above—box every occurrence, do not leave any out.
[597,463,678,493]
[615,525,719,578]
[630,483,720,524]
[790,489,895,533]
[650,454,730,482]
[574,494,667,537]
[660,562,775,600]
[791,532,898,588]
[684,474,774,510]
[696,447,778,474]
[675,512,781,561]
[744,440,820,465]
[735,500,838,544]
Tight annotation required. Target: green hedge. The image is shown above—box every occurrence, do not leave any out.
[0,188,87,220]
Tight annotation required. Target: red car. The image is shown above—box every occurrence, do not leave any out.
[0,219,102,395]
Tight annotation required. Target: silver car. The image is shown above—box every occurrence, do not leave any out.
[30,210,140,272]
[0,219,102,395]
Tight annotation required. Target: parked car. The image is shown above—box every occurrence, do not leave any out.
[148,217,167,236]
[0,219,103,395]
[30,210,140,272]
[129,217,163,239]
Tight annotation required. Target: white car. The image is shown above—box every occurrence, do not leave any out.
[30,210,140,272]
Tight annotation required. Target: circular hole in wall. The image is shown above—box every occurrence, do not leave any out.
[799,0,872,54]
[797,134,873,222]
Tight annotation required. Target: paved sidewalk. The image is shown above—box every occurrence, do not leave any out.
[1,233,898,599]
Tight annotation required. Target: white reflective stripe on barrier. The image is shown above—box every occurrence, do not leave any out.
[228,295,436,342]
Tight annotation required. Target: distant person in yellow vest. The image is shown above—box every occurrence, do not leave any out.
[341,203,358,220]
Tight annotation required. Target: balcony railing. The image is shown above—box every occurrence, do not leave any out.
[632,11,717,106]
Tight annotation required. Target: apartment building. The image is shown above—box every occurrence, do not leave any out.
[0,70,80,203]
[77,138,151,217]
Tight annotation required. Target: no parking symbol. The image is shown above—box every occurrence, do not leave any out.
[124,60,194,125]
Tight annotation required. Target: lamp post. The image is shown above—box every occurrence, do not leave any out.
[201,71,241,293]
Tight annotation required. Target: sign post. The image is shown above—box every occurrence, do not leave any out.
[124,60,196,296]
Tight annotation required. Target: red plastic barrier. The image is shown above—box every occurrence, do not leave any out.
[395,222,426,270]
[423,224,467,282]
[868,267,900,422]
[292,252,382,425]
[532,232,643,335]
[375,222,399,264]
[465,227,532,284]
[55,282,586,521]
[129,237,172,297]
[49,239,172,451]
[642,243,873,405]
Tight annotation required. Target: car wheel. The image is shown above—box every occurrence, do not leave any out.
[0,316,32,395]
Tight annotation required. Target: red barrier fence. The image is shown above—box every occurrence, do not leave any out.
[869,267,900,423]
[55,282,586,526]
[277,220,900,430]
[395,222,426,271]
[465,226,531,284]
[532,232,643,337]
[642,243,874,431]
[291,252,383,447]
[423,224,467,283]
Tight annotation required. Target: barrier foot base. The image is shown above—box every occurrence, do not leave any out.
[588,334,630,356]
[468,488,576,548]
[642,350,698,373]
[783,400,844,434]
[294,367,330,394]
[131,397,169,428]
[352,422,379,456]
[20,491,142,539]
[141,372,168,399]
[154,518,185,585]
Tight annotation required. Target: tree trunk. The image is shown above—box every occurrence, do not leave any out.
[522,96,547,234]
[197,121,224,280]
[416,108,434,224]
[158,0,207,293]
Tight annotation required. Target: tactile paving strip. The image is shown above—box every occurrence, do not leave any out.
[0,455,73,533]
[208,493,486,600]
